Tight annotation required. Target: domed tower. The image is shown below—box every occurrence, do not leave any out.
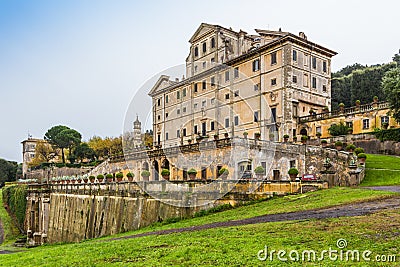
[133,115,142,147]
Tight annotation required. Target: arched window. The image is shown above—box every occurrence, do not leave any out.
[194,46,199,57]
[211,37,215,48]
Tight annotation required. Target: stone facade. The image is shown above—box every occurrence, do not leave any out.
[21,138,42,178]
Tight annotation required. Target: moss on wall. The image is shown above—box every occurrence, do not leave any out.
[2,184,28,231]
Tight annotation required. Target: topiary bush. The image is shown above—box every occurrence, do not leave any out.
[126,172,134,178]
[96,174,104,179]
[187,168,197,175]
[346,144,356,151]
[161,169,170,176]
[288,168,299,176]
[115,172,124,179]
[354,147,365,155]
[254,166,265,174]
[218,168,229,176]
[105,174,113,179]
[357,153,367,159]
[141,170,151,177]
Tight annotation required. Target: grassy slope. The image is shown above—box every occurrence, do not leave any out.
[0,187,397,266]
[361,154,400,186]
[0,189,20,247]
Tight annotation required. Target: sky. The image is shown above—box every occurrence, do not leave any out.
[1,0,399,162]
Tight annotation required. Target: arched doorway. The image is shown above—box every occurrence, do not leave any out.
[300,128,308,136]
[143,162,149,171]
[153,160,159,181]
[162,159,170,170]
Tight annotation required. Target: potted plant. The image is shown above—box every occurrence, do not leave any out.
[161,169,170,180]
[316,132,322,138]
[269,133,275,141]
[105,173,113,183]
[355,100,361,107]
[214,134,219,140]
[301,135,308,144]
[243,132,248,138]
[321,139,328,148]
[335,141,343,150]
[382,122,389,129]
[254,166,265,179]
[283,134,289,142]
[373,96,379,103]
[127,172,134,182]
[89,175,96,183]
[96,174,104,183]
[187,168,197,180]
[347,127,353,134]
[254,132,261,140]
[288,168,299,181]
[196,136,202,143]
[339,103,345,113]
[322,106,329,113]
[346,144,356,153]
[293,136,297,142]
[115,172,124,182]
[141,170,150,181]
[357,153,367,164]
[224,133,229,138]
[354,147,364,156]
[187,139,192,144]
[218,167,229,180]
[83,176,89,183]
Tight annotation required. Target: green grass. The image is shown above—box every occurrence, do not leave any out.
[361,154,400,186]
[0,189,21,247]
[0,187,397,266]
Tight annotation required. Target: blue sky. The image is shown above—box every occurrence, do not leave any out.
[1,0,399,162]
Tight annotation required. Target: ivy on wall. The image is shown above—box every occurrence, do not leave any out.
[2,184,28,231]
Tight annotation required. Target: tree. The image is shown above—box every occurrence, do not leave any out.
[0,159,18,186]
[393,49,400,66]
[73,143,96,162]
[328,122,351,136]
[88,136,123,159]
[382,67,400,123]
[44,125,82,163]
[29,140,58,167]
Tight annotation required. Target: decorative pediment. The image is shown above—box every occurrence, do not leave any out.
[189,23,216,43]
[148,75,176,96]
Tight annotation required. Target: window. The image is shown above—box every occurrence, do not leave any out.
[363,119,370,129]
[183,88,186,97]
[202,42,206,53]
[211,98,215,105]
[234,90,239,97]
[293,129,296,137]
[166,112,168,118]
[254,111,259,122]
[211,37,215,48]
[202,62,206,69]
[252,59,260,71]
[157,98,161,106]
[158,115,160,120]
[225,93,230,100]
[194,65,198,72]
[202,122,207,136]
[271,52,277,65]
[254,84,259,91]
[323,61,327,72]
[183,107,187,113]
[304,54,308,66]
[316,126,321,135]
[293,104,298,117]
[166,132,169,140]
[346,121,353,128]
[177,130,180,138]
[303,74,309,87]
[202,100,206,107]
[194,125,198,134]
[293,50,297,61]
[234,116,239,126]
[225,71,230,82]
[312,77,317,89]
[271,78,277,86]
[290,160,296,168]
[166,95,169,103]
[202,80,206,90]
[177,109,180,115]
[271,107,277,123]
[183,128,187,136]
[210,121,215,131]
[312,57,317,69]
[211,57,215,63]
[381,116,389,127]
[194,46,198,57]
[211,76,215,86]
[292,75,297,83]
[234,67,239,78]
[194,83,198,92]
[177,91,180,99]
[322,85,327,92]
[194,103,198,109]
[225,118,230,128]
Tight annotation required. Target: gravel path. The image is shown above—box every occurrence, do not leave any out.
[111,195,400,241]
[364,186,400,193]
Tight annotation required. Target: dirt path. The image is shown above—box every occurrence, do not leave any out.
[111,196,400,241]
[364,185,400,193]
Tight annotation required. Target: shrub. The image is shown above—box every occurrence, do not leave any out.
[283,134,289,139]
[373,96,378,101]
[373,128,400,142]
[187,168,197,175]
[218,168,229,176]
[355,100,361,105]
[254,166,265,174]
[115,172,124,179]
[339,103,345,107]
[89,175,95,180]
[301,135,308,141]
[328,122,351,136]
[126,172,134,178]
[141,170,151,177]
[105,174,113,179]
[357,153,367,159]
[354,147,365,155]
[346,144,356,151]
[316,132,322,137]
[96,174,104,179]
[288,168,299,176]
[161,169,170,176]
[321,139,328,144]
[243,132,248,135]
[335,141,343,147]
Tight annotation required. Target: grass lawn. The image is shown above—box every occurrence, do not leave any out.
[361,154,400,186]
[0,207,399,266]
[0,187,397,266]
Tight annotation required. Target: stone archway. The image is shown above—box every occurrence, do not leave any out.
[152,160,159,181]
[300,128,308,136]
